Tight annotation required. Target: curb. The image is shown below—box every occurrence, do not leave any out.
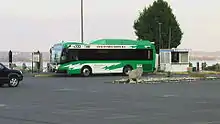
[155,72,220,75]
[112,76,220,84]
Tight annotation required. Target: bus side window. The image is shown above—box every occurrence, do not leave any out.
[71,55,78,61]
[67,49,78,61]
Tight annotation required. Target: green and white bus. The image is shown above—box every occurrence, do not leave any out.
[49,39,156,76]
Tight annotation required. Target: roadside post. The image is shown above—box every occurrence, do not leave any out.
[8,50,12,69]
[32,51,43,73]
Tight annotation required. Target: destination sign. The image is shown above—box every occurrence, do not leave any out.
[69,45,82,48]
[68,44,136,49]
[96,45,126,48]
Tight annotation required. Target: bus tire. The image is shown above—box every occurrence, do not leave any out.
[123,65,133,75]
[81,66,92,77]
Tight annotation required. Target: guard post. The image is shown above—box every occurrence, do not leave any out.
[9,50,12,69]
[32,51,42,73]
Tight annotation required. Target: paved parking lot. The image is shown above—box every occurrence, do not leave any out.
[1,76,220,124]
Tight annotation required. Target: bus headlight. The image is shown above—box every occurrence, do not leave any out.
[55,65,60,70]
[137,64,143,68]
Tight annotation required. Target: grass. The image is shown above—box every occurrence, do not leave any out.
[34,74,55,77]
[199,71,220,74]
[188,73,207,78]
[172,72,189,75]
[156,71,220,75]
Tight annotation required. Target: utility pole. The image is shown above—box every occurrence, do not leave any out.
[80,0,84,43]
[158,22,162,71]
[158,23,162,49]
[168,27,171,49]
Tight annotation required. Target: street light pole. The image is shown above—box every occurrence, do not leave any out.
[158,22,162,49]
[158,22,162,71]
[80,0,84,43]
[168,27,171,49]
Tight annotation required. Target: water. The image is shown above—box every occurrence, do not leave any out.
[1,62,48,68]
[190,60,219,67]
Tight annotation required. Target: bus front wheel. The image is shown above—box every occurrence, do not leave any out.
[81,66,92,77]
[123,65,133,75]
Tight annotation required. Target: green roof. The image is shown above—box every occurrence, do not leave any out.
[90,39,153,45]
[55,39,154,48]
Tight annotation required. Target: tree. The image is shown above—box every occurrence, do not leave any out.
[133,0,183,53]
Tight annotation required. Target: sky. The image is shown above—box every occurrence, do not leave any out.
[0,0,219,52]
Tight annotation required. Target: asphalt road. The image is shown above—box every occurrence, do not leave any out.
[1,76,220,124]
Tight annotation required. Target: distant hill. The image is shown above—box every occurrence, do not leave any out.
[0,50,219,62]
[190,51,220,60]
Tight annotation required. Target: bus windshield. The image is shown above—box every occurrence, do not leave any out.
[50,45,63,64]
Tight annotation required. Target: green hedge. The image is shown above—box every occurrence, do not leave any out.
[204,63,220,71]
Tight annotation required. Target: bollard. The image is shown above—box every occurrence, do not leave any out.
[196,62,200,72]
[8,50,12,69]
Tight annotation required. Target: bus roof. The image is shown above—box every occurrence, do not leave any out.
[55,39,154,48]
[90,39,153,46]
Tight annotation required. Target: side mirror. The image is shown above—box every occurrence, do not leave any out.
[61,56,66,61]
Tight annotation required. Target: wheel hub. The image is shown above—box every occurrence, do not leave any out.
[125,68,131,74]
[83,68,90,76]
[10,78,18,86]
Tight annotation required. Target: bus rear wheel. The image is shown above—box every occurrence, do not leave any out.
[123,65,133,75]
[81,66,92,77]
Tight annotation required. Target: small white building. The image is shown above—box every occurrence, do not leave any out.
[159,48,190,72]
